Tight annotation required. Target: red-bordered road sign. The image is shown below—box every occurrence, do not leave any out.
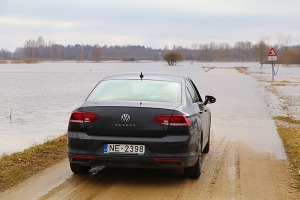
[268,47,277,56]
[268,47,277,61]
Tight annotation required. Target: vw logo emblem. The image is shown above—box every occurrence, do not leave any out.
[121,114,130,123]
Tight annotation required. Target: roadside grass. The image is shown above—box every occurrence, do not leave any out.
[270,80,298,87]
[0,60,8,64]
[10,58,39,64]
[235,67,250,75]
[274,116,300,189]
[0,134,67,192]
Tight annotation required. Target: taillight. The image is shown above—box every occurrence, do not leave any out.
[69,112,99,123]
[154,114,191,126]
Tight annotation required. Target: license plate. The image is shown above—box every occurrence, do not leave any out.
[104,144,145,155]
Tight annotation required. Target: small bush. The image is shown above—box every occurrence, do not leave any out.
[163,51,183,66]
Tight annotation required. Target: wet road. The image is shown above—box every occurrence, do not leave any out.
[1,64,299,199]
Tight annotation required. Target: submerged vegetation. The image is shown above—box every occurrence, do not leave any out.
[0,135,67,192]
[274,116,300,189]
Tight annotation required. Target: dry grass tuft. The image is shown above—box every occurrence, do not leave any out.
[274,116,300,189]
[235,67,250,75]
[274,116,300,125]
[0,134,67,192]
[0,60,8,64]
[10,58,39,64]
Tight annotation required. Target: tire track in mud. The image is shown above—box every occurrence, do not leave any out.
[40,167,126,199]
[40,136,231,200]
[1,137,299,200]
[204,141,242,200]
[201,138,231,200]
[177,136,230,200]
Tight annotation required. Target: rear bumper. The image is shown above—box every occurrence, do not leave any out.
[68,131,199,169]
[69,154,198,169]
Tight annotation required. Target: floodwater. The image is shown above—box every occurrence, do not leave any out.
[0,61,299,158]
[248,64,300,119]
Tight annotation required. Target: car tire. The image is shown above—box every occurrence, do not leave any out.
[184,154,201,179]
[203,133,210,153]
[70,163,91,175]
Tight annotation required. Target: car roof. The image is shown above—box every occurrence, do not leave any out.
[102,72,188,82]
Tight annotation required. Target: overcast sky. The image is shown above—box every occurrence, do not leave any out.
[1,0,299,51]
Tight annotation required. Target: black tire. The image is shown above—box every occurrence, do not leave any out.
[184,155,201,179]
[203,133,210,153]
[70,163,91,175]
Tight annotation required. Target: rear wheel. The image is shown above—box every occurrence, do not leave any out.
[70,163,91,175]
[185,137,202,179]
[184,155,201,179]
[203,133,210,153]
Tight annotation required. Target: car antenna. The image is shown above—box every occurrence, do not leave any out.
[140,72,144,81]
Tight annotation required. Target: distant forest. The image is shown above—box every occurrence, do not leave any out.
[1,36,300,64]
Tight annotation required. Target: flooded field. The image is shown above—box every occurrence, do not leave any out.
[0,61,299,156]
[248,64,300,119]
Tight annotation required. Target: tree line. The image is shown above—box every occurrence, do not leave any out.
[1,36,300,64]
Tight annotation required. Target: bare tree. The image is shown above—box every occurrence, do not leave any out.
[36,36,45,58]
[0,49,11,59]
[275,34,290,65]
[252,40,268,67]
[23,39,36,58]
[91,44,101,62]
[234,41,252,61]
[48,41,55,60]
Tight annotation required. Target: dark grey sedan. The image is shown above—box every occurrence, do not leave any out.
[68,72,216,179]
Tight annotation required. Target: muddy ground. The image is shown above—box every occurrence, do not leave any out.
[1,64,299,199]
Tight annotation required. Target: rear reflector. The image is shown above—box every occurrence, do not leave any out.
[71,155,95,159]
[154,158,182,163]
[69,112,99,123]
[71,155,95,162]
[154,114,191,126]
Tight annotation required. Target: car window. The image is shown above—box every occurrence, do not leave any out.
[87,80,182,103]
[186,80,200,103]
[186,88,193,103]
[189,79,203,102]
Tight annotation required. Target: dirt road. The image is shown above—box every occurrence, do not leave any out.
[0,136,298,200]
[1,66,299,199]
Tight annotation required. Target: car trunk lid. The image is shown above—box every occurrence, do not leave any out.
[80,101,188,137]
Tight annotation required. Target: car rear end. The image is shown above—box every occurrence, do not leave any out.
[67,74,200,173]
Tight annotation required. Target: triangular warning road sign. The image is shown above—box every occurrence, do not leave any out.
[268,48,277,56]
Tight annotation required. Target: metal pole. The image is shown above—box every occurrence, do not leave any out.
[272,61,274,81]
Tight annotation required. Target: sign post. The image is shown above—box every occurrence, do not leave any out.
[267,47,277,81]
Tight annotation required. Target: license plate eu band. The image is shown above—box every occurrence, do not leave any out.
[104,144,145,155]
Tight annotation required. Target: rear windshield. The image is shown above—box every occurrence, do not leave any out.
[87,80,181,103]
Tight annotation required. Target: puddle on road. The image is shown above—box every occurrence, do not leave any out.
[201,68,287,159]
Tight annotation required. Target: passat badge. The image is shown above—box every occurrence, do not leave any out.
[121,114,130,123]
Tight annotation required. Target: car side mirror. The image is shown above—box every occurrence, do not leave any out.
[204,95,216,105]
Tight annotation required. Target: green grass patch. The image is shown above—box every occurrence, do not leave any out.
[275,116,300,189]
[0,134,67,192]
